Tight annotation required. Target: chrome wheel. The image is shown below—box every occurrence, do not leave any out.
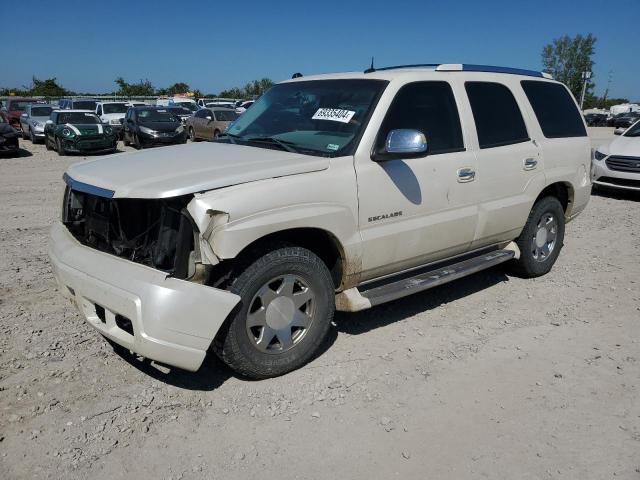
[246,274,315,354]
[531,213,557,262]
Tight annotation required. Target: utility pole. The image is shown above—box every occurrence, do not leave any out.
[601,70,613,107]
[580,71,592,110]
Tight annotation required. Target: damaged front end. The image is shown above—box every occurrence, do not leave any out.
[62,180,198,280]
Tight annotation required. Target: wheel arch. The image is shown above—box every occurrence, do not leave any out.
[535,181,574,217]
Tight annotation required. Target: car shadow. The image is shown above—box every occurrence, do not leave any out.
[334,268,510,335]
[108,268,508,390]
[592,186,640,202]
[1,148,33,158]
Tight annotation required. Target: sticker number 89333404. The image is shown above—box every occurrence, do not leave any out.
[312,108,356,123]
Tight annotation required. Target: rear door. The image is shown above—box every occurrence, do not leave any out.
[462,79,544,248]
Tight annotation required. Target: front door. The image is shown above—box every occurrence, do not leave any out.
[355,81,479,280]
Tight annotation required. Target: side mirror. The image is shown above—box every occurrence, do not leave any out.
[206,116,212,120]
[21,113,28,118]
[614,127,624,135]
[46,120,53,124]
[373,129,427,161]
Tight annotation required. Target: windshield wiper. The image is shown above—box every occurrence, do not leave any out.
[244,136,300,154]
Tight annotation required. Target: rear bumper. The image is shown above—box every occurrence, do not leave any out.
[49,221,240,371]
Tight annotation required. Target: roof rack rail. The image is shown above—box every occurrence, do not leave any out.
[364,63,552,79]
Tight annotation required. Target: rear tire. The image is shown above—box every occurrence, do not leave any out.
[213,129,220,139]
[123,133,130,146]
[215,246,335,379]
[510,196,565,278]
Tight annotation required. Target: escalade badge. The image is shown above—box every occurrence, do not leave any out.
[368,211,403,222]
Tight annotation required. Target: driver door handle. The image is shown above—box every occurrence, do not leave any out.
[457,167,476,183]
[523,158,538,170]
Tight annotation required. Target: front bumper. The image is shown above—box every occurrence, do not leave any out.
[62,136,117,153]
[592,157,640,191]
[139,130,187,146]
[49,221,240,371]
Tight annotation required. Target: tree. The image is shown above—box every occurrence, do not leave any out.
[542,34,597,101]
[114,77,155,97]
[167,82,190,95]
[30,77,70,96]
[218,78,274,99]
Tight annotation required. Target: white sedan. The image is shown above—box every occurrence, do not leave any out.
[592,120,640,191]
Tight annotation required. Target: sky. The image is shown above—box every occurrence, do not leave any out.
[2,0,639,99]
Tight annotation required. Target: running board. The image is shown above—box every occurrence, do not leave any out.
[359,249,515,307]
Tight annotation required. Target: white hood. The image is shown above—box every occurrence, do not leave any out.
[604,134,640,157]
[65,142,329,199]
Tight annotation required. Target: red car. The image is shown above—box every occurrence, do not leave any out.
[1,97,38,131]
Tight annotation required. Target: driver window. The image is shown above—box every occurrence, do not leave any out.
[376,81,464,156]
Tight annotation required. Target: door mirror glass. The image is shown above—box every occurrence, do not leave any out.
[21,113,28,118]
[45,120,53,124]
[206,116,212,120]
[385,129,427,154]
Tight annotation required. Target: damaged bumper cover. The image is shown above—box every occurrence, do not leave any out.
[49,221,240,371]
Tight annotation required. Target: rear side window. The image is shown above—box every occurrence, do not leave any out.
[376,81,464,155]
[465,82,529,149]
[521,81,587,138]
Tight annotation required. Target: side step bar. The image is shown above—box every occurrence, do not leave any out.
[359,249,515,307]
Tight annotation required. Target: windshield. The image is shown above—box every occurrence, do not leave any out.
[58,112,101,124]
[623,120,640,137]
[137,109,179,123]
[31,106,53,117]
[9,101,33,111]
[215,110,239,121]
[73,100,97,110]
[225,79,387,156]
[103,103,128,114]
[174,102,197,112]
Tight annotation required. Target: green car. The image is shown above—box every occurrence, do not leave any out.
[45,110,117,156]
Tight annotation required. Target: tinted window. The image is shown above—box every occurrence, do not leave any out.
[521,81,586,138]
[376,81,464,156]
[465,82,529,149]
[73,100,97,110]
[31,106,53,117]
[214,110,238,121]
[194,109,207,118]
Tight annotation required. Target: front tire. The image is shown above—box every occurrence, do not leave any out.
[22,128,29,140]
[215,246,335,379]
[45,136,53,151]
[56,137,66,156]
[30,129,38,144]
[189,127,197,141]
[510,196,565,278]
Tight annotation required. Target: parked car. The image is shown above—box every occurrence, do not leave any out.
[125,101,147,107]
[0,114,20,154]
[95,102,128,137]
[20,103,54,143]
[50,64,591,379]
[59,98,99,111]
[584,113,607,127]
[0,97,39,131]
[44,110,118,156]
[186,107,238,140]
[206,100,236,109]
[235,101,254,114]
[613,112,640,129]
[122,106,187,148]
[164,106,194,126]
[592,119,640,191]
[156,97,198,112]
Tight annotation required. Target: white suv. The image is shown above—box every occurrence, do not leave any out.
[49,64,591,378]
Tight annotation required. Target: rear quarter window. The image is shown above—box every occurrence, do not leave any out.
[521,81,587,138]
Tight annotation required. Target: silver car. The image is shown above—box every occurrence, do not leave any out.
[20,104,55,143]
[186,107,238,141]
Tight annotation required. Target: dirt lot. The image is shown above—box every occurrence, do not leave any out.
[1,128,638,479]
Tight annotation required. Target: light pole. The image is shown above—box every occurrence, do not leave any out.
[580,71,592,110]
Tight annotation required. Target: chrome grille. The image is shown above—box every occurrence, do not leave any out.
[606,156,640,173]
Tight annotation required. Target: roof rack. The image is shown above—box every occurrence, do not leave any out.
[364,63,552,79]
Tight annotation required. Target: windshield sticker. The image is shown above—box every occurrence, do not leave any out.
[312,108,355,123]
[326,143,340,151]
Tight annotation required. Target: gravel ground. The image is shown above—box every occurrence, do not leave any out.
[1,128,638,479]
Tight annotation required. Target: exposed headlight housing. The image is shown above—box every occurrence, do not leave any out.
[104,126,113,135]
[32,121,42,128]
[62,128,73,137]
[594,150,607,161]
[139,126,155,135]
[175,125,184,133]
